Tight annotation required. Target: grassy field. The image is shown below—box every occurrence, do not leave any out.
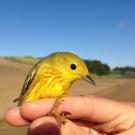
[4,56,40,65]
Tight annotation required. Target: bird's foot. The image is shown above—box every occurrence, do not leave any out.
[48,111,66,125]
[47,94,70,125]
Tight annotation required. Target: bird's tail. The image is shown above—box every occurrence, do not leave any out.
[13,97,22,106]
[13,97,20,103]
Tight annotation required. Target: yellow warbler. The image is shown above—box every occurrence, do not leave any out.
[14,52,95,123]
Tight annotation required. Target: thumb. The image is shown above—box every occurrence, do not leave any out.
[27,116,60,135]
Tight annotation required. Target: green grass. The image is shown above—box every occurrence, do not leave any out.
[101,74,122,79]
[4,56,40,64]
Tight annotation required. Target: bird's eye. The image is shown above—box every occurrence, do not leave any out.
[70,64,76,70]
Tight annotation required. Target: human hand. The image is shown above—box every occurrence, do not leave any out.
[5,95,135,135]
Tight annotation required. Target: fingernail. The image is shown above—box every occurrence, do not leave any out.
[27,123,60,135]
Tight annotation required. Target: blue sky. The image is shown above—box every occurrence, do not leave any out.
[0,0,135,68]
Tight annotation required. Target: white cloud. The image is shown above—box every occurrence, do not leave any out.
[120,21,128,28]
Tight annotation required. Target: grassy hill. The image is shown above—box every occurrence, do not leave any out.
[4,56,40,65]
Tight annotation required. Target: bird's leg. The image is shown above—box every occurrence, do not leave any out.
[48,93,67,124]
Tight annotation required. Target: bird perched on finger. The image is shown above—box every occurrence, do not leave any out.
[13,52,96,124]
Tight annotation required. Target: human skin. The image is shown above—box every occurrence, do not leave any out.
[5,95,135,135]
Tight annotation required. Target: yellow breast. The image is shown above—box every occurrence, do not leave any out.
[23,65,72,102]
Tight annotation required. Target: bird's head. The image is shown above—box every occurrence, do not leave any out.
[46,52,96,86]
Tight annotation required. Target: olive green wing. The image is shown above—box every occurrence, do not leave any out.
[13,60,42,106]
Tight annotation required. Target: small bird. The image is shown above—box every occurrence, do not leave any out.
[14,52,96,123]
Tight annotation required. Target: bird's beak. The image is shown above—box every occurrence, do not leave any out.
[83,75,96,86]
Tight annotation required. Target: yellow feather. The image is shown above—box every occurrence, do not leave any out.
[23,65,71,102]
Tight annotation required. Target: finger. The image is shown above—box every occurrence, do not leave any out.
[20,96,134,123]
[21,98,55,120]
[27,116,60,135]
[93,113,134,133]
[116,126,135,135]
[4,107,30,126]
[61,119,93,135]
